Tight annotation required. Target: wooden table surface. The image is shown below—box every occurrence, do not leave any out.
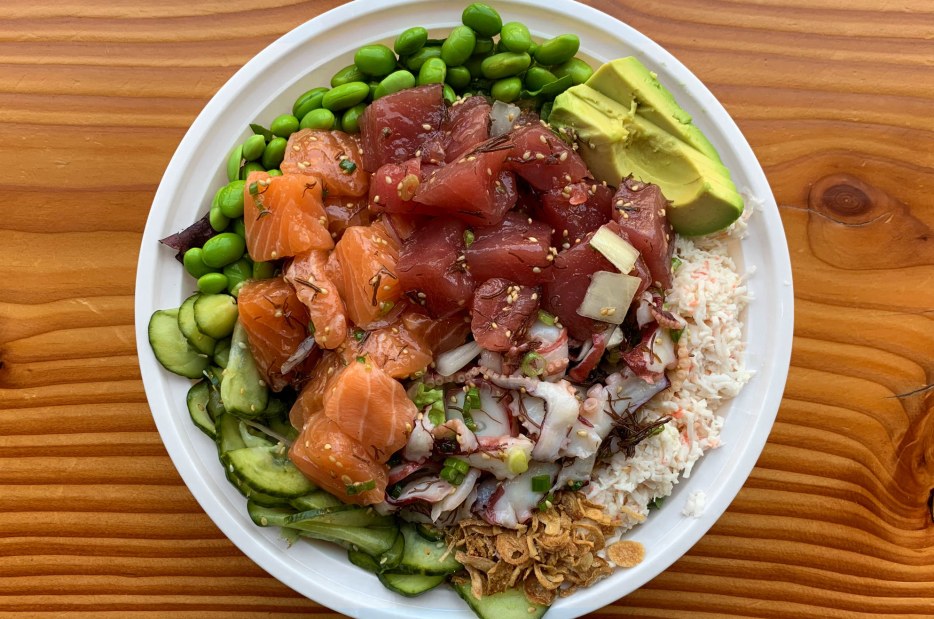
[2,0,933,617]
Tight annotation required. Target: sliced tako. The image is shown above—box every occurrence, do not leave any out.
[280,129,369,198]
[359,84,445,172]
[471,278,540,352]
[328,221,402,329]
[412,135,517,226]
[538,181,614,246]
[243,171,332,262]
[466,212,553,285]
[612,177,675,289]
[237,277,314,391]
[285,249,347,350]
[397,218,474,318]
[323,195,370,240]
[442,95,491,162]
[504,124,590,191]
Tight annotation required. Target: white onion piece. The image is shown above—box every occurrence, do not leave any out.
[576,271,641,324]
[434,340,481,377]
[479,349,503,374]
[490,100,521,137]
[589,225,639,273]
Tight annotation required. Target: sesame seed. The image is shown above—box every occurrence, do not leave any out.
[577,430,588,437]
[270,251,278,259]
[531,293,538,300]
[535,153,545,160]
[421,123,432,131]
[527,236,538,243]
[292,145,300,151]
[384,175,392,184]
[539,134,548,144]
[559,151,568,161]
[532,267,541,273]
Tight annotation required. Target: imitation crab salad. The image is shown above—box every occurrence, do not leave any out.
[147,4,753,617]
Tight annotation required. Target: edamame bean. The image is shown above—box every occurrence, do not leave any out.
[354,44,397,77]
[270,114,299,138]
[374,70,416,99]
[368,81,379,100]
[322,82,369,111]
[183,247,217,279]
[464,55,486,79]
[394,26,428,56]
[404,46,441,72]
[226,144,243,183]
[442,84,456,104]
[261,137,287,170]
[240,162,264,180]
[300,108,336,130]
[525,66,558,91]
[232,217,246,237]
[198,272,229,295]
[441,25,476,67]
[480,52,531,79]
[202,232,246,268]
[267,169,282,177]
[292,87,328,119]
[217,180,246,219]
[491,76,522,103]
[445,65,471,90]
[418,57,447,85]
[499,21,531,53]
[462,3,502,37]
[241,134,266,162]
[223,258,253,295]
[341,103,367,134]
[551,57,593,85]
[209,206,230,232]
[331,64,366,88]
[533,34,580,66]
[472,37,494,56]
[253,261,276,280]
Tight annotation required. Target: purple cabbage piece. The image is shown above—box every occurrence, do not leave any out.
[159,213,216,263]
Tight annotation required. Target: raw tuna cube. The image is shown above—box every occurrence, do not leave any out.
[466,212,553,286]
[471,279,540,352]
[538,181,614,246]
[443,95,491,162]
[611,178,675,289]
[397,218,474,318]
[504,124,590,191]
[359,84,445,172]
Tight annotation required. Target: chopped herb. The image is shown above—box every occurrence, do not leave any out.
[647,497,665,510]
[356,355,367,364]
[339,159,357,174]
[537,309,556,326]
[670,327,684,343]
[307,321,316,335]
[352,328,366,342]
[345,479,376,496]
[463,229,475,247]
[531,474,551,493]
[566,480,586,491]
[671,256,683,270]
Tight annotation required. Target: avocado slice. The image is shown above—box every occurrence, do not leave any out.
[587,56,721,162]
[550,84,744,236]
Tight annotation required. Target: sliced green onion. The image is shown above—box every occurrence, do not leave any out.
[566,479,586,491]
[461,409,477,431]
[352,328,366,341]
[356,355,367,364]
[339,159,357,174]
[670,327,684,343]
[463,229,475,247]
[647,497,665,510]
[537,493,555,512]
[537,309,556,326]
[444,457,470,475]
[345,479,376,495]
[531,474,551,493]
[440,466,466,485]
[464,386,481,410]
[521,351,545,377]
[671,256,683,270]
[428,401,446,426]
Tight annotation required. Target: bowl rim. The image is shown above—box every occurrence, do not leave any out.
[135,0,794,616]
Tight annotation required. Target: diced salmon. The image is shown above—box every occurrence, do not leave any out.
[329,221,403,328]
[243,171,333,262]
[323,360,418,463]
[324,195,370,240]
[237,278,313,391]
[289,414,387,505]
[288,351,346,429]
[280,130,368,198]
[285,250,348,350]
[337,305,433,379]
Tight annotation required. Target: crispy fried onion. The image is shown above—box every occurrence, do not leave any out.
[447,492,636,605]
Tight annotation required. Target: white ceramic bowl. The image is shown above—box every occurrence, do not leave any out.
[135,0,794,616]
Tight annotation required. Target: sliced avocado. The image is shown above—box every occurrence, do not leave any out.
[551,84,743,236]
[587,56,721,162]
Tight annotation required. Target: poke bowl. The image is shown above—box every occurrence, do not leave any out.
[135,0,794,617]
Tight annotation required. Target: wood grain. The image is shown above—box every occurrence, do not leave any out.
[0,0,932,617]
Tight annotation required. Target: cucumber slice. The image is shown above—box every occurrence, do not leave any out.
[416,523,444,542]
[268,413,299,442]
[295,523,398,557]
[451,580,549,619]
[178,294,216,355]
[148,309,210,378]
[378,572,446,597]
[377,528,405,572]
[203,367,226,417]
[193,293,239,339]
[215,414,288,506]
[214,337,231,368]
[247,500,296,527]
[221,320,269,418]
[287,505,394,528]
[348,548,381,573]
[225,445,316,498]
[398,524,461,575]
[238,420,275,449]
[186,381,216,438]
[290,491,342,512]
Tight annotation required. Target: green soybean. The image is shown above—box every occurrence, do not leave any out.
[341,103,367,134]
[198,272,229,295]
[500,21,531,53]
[209,206,229,232]
[368,81,379,100]
[322,82,369,111]
[183,248,217,279]
[331,64,366,88]
[394,26,428,56]
[300,107,336,130]
[462,3,502,37]
[253,261,276,280]
[480,52,531,79]
[442,84,456,104]
[404,46,442,72]
[270,114,299,138]
[464,55,486,79]
[292,87,329,119]
[239,162,265,180]
[223,258,253,295]
[226,144,243,183]
[232,217,246,238]
[445,65,471,90]
[491,76,522,103]
[533,34,580,66]
[525,66,558,91]
[441,25,475,67]
[354,44,397,77]
[267,169,282,177]
[261,137,287,170]
[472,37,494,56]
[418,57,447,85]
[551,57,593,85]
[202,232,246,268]
[374,70,416,99]
[217,180,246,219]
[241,134,266,162]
